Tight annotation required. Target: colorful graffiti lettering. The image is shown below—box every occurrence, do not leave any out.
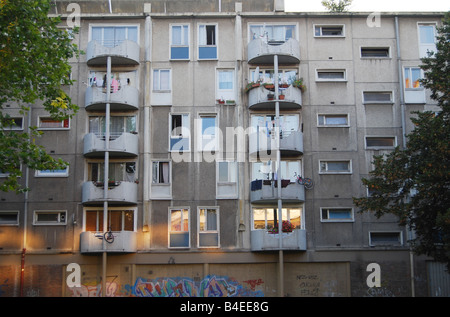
[243,279,264,291]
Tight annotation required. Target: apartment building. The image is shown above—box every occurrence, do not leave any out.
[0,0,448,297]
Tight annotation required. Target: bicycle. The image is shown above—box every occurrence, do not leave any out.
[104,227,115,244]
[293,172,314,190]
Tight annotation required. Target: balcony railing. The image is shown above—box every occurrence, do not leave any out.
[251,229,306,251]
[85,85,139,111]
[86,39,140,66]
[82,181,138,205]
[250,180,305,204]
[83,132,139,157]
[80,231,137,253]
[247,85,302,110]
[248,38,300,64]
[249,130,303,158]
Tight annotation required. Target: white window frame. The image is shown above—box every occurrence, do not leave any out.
[316,69,347,82]
[170,23,190,60]
[197,114,218,152]
[319,160,352,174]
[317,114,349,127]
[37,117,70,130]
[197,206,220,248]
[417,22,437,58]
[320,207,354,222]
[168,207,190,249]
[36,167,69,178]
[33,210,67,226]
[216,69,235,102]
[314,24,345,37]
[0,211,19,226]
[197,23,218,60]
[248,23,297,42]
[365,136,397,149]
[153,69,171,92]
[360,47,391,58]
[83,207,137,232]
[216,160,238,199]
[152,160,171,185]
[89,24,140,46]
[369,231,403,246]
[404,67,424,90]
[1,116,24,130]
[169,113,190,152]
[363,91,394,104]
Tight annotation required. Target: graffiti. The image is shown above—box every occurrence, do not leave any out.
[297,274,320,297]
[366,287,395,297]
[0,279,9,296]
[133,275,264,297]
[70,281,119,297]
[243,278,264,291]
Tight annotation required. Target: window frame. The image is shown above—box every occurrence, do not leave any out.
[197,23,218,60]
[252,207,303,231]
[313,24,345,37]
[365,136,397,149]
[83,207,137,232]
[169,113,191,152]
[33,210,67,226]
[248,23,297,42]
[151,160,171,185]
[170,23,190,60]
[197,114,218,152]
[152,68,171,92]
[89,24,140,46]
[360,47,391,59]
[404,67,424,90]
[37,117,70,130]
[0,211,19,226]
[317,114,349,127]
[417,22,437,58]
[319,160,352,174]
[35,167,69,178]
[197,206,220,248]
[216,68,235,102]
[1,116,24,130]
[320,207,354,222]
[363,91,394,104]
[168,207,190,249]
[316,69,347,82]
[369,231,403,247]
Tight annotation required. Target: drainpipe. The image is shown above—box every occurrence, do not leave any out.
[274,54,284,297]
[395,16,415,297]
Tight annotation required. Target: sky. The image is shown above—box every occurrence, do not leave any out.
[285,0,449,12]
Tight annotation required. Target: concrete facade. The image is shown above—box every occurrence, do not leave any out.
[0,0,448,297]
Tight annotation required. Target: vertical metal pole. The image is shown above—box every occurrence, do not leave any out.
[274,55,284,297]
[102,56,112,297]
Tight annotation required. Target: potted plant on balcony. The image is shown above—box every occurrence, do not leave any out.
[279,90,285,100]
[292,77,306,93]
[263,82,275,90]
[245,81,260,93]
[267,220,295,234]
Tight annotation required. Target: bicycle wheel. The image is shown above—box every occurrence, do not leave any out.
[104,231,114,244]
[304,178,314,189]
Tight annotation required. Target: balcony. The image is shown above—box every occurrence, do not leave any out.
[247,85,302,110]
[82,181,138,205]
[85,85,139,111]
[80,231,137,253]
[251,229,306,251]
[250,180,305,204]
[86,40,140,66]
[248,38,300,65]
[249,130,303,158]
[83,132,139,157]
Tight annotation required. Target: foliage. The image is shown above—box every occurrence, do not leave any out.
[321,0,353,12]
[268,221,296,234]
[0,0,80,193]
[353,13,450,270]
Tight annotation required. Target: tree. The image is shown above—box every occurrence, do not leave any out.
[353,13,450,270]
[0,0,79,193]
[321,0,353,12]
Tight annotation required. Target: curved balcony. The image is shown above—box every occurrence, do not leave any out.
[251,229,306,251]
[80,231,137,253]
[249,130,303,158]
[86,40,140,66]
[250,180,305,204]
[248,38,300,65]
[82,181,138,206]
[83,132,139,157]
[248,85,302,110]
[85,85,139,111]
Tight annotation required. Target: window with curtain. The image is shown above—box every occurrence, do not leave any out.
[152,161,170,184]
[89,116,136,139]
[153,69,171,91]
[198,208,219,247]
[91,26,138,47]
[169,208,190,248]
[171,24,189,59]
[252,160,301,182]
[88,162,136,183]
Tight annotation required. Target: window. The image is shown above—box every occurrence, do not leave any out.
[89,115,137,139]
[0,211,19,225]
[198,207,219,247]
[418,23,436,58]
[36,167,69,177]
[314,25,344,37]
[319,160,352,174]
[363,91,393,104]
[316,70,346,82]
[369,232,403,246]
[318,114,349,127]
[252,207,302,230]
[361,47,390,58]
[250,68,297,86]
[170,114,190,152]
[217,69,235,101]
[1,117,23,130]
[169,208,190,248]
[365,136,396,149]
[252,160,301,182]
[198,115,217,152]
[38,117,70,129]
[91,25,138,47]
[251,114,300,137]
[153,69,171,91]
[170,24,189,60]
[216,161,238,199]
[198,24,217,59]
[88,70,137,90]
[217,161,237,183]
[33,211,66,225]
[88,162,136,184]
[321,208,354,222]
[152,161,170,184]
[404,67,423,90]
[85,208,135,232]
[250,24,296,42]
